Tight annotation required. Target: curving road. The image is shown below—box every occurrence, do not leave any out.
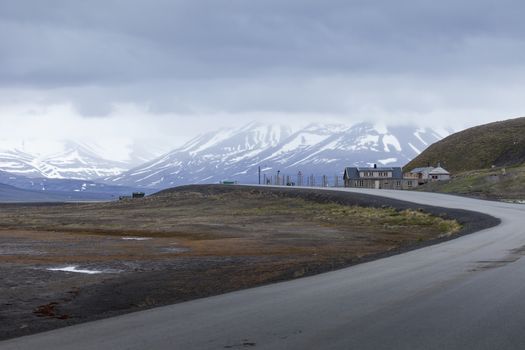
[2,188,525,350]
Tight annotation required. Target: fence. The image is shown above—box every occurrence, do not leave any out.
[262,173,345,188]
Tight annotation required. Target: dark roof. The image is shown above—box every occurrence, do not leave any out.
[356,167,396,171]
[343,167,359,179]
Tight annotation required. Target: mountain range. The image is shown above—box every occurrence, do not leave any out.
[106,122,449,188]
[0,140,165,180]
[0,122,450,195]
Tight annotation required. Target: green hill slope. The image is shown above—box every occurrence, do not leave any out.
[417,165,525,201]
[405,117,525,173]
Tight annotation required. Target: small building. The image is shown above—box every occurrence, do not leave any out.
[221,180,237,185]
[409,163,451,184]
[132,192,145,198]
[409,167,435,184]
[343,165,418,190]
[403,171,420,183]
[428,166,451,181]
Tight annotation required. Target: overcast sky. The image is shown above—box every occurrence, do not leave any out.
[1,0,524,155]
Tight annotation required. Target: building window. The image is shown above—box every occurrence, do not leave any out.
[374,171,390,177]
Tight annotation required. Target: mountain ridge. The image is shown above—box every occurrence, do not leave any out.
[106,122,448,188]
[0,140,165,180]
[0,122,451,190]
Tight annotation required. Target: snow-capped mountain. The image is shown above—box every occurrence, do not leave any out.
[108,122,293,187]
[0,140,166,180]
[107,122,449,188]
[38,141,129,179]
[0,149,42,178]
[0,142,127,180]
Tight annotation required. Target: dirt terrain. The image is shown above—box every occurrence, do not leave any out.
[0,185,498,340]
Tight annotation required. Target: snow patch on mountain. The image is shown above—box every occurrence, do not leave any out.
[408,143,421,154]
[414,130,429,146]
[378,158,398,165]
[382,134,402,152]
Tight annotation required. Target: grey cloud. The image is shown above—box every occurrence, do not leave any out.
[0,0,525,121]
[3,0,525,82]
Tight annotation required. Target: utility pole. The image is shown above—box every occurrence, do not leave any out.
[258,166,261,185]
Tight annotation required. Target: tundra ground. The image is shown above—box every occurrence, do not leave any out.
[0,185,494,340]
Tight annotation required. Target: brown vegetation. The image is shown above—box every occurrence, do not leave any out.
[0,185,462,340]
[405,116,525,173]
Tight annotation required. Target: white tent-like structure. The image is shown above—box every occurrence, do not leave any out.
[428,165,451,181]
[409,163,451,183]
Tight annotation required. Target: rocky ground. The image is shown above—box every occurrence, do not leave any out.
[0,185,498,340]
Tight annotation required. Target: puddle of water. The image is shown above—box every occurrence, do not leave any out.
[121,237,152,241]
[161,247,190,253]
[47,266,119,274]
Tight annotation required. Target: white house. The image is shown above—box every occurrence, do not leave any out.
[428,166,451,181]
[410,163,451,183]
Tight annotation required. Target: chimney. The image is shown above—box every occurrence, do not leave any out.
[374,164,377,169]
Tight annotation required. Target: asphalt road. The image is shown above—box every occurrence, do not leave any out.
[2,188,525,350]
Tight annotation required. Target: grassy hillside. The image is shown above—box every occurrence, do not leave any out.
[417,165,525,201]
[405,117,525,173]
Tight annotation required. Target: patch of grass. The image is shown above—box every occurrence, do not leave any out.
[206,196,461,235]
[0,188,461,249]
